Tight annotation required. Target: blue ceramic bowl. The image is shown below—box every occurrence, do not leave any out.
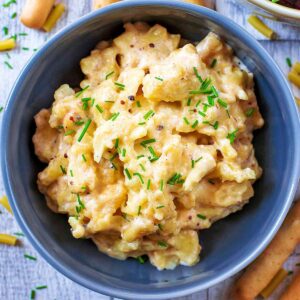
[1,1,300,299]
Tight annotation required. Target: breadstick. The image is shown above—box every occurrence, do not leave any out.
[21,0,55,29]
[279,271,300,300]
[93,0,119,9]
[231,201,300,300]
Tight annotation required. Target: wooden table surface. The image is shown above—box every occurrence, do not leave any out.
[0,1,299,299]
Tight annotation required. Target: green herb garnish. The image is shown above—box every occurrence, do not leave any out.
[137,205,141,215]
[147,179,151,190]
[157,241,168,247]
[114,138,119,149]
[197,214,207,220]
[64,130,75,136]
[11,12,17,19]
[245,108,255,117]
[159,180,164,191]
[286,57,292,68]
[155,76,163,81]
[124,168,132,180]
[36,286,47,290]
[210,58,217,68]
[156,205,164,209]
[14,232,24,236]
[191,120,199,129]
[227,129,238,144]
[183,117,190,125]
[24,254,37,261]
[105,71,114,79]
[193,66,203,83]
[75,85,89,98]
[139,163,146,171]
[3,26,8,35]
[187,97,192,106]
[4,61,13,69]
[143,110,155,120]
[60,165,66,175]
[77,119,92,142]
[70,170,74,177]
[30,290,36,300]
[74,120,84,126]
[114,82,125,90]
[82,154,87,162]
[110,112,120,121]
[140,138,156,148]
[2,0,16,7]
[133,172,144,184]
[217,98,227,108]
[167,173,184,185]
[136,101,141,107]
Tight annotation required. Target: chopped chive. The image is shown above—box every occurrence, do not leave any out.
[104,100,114,103]
[183,117,190,125]
[6,53,10,59]
[30,290,36,300]
[207,96,215,106]
[77,194,85,209]
[139,163,146,171]
[213,121,219,129]
[56,125,64,129]
[211,86,219,97]
[197,214,207,220]
[109,152,118,161]
[133,172,144,184]
[217,98,227,108]
[202,120,219,130]
[70,170,74,177]
[137,205,141,215]
[60,165,66,175]
[167,173,184,185]
[114,138,119,148]
[10,34,17,41]
[95,104,103,113]
[192,159,195,168]
[187,97,192,106]
[22,47,29,51]
[4,61,13,69]
[195,156,203,163]
[110,112,120,121]
[82,154,87,162]
[36,285,47,290]
[18,32,28,36]
[191,120,199,128]
[64,130,75,136]
[286,57,292,68]
[195,100,201,107]
[111,162,117,170]
[91,98,95,106]
[155,76,163,81]
[136,101,141,107]
[0,107,3,113]
[114,82,125,90]
[78,119,92,142]
[24,254,37,261]
[227,129,238,144]
[147,179,151,190]
[3,26,8,35]
[81,186,87,191]
[137,155,145,159]
[226,109,230,118]
[245,108,255,117]
[156,205,164,209]
[14,232,24,236]
[75,85,89,98]
[160,180,164,191]
[210,58,217,68]
[11,12,17,19]
[138,122,146,125]
[137,256,146,264]
[158,223,163,230]
[157,241,168,247]
[148,146,159,162]
[198,111,206,117]
[140,138,156,148]
[193,66,203,83]
[122,148,126,157]
[74,120,84,126]
[124,168,132,180]
[105,71,114,79]
[2,0,16,7]
[143,110,155,120]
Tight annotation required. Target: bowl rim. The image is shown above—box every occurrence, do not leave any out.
[1,0,300,299]
[248,0,300,19]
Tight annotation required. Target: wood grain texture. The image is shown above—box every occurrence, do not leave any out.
[0,1,300,300]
